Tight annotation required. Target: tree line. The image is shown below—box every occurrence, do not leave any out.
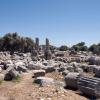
[0,33,35,53]
[59,42,100,55]
[0,33,100,55]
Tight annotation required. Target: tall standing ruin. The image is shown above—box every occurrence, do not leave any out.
[31,37,39,61]
[46,38,50,51]
[44,38,52,60]
[35,37,39,52]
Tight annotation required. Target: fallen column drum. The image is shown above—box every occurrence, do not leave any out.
[78,76,100,97]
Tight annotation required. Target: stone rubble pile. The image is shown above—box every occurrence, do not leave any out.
[0,42,100,98]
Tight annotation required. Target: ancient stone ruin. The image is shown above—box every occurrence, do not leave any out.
[78,76,100,97]
[35,37,39,52]
[44,38,52,60]
[0,37,100,100]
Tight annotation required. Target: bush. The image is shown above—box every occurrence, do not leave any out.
[89,44,100,55]
[0,33,35,53]
[59,45,68,51]
[71,42,88,51]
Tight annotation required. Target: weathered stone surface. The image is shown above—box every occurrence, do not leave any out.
[31,49,38,59]
[80,64,95,72]
[6,60,13,65]
[62,70,69,76]
[65,72,80,89]
[27,62,42,70]
[43,66,55,73]
[16,66,27,72]
[0,67,2,73]
[12,54,21,60]
[70,62,79,67]
[55,51,65,57]
[93,66,100,77]
[33,70,45,78]
[42,61,48,66]
[6,65,14,72]
[0,65,4,69]
[0,61,14,70]
[44,38,52,60]
[86,65,96,73]
[67,66,74,72]
[90,65,98,73]
[54,80,66,87]
[34,76,65,87]
[44,50,52,60]
[4,69,19,81]
[34,77,55,86]
[58,67,66,72]
[78,76,100,97]
[6,64,14,69]
[74,67,83,74]
[15,61,25,67]
[89,56,100,65]
[35,37,39,52]
[79,64,87,72]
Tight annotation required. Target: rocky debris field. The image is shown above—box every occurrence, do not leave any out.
[0,51,100,100]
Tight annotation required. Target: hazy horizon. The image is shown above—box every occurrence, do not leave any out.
[0,0,100,47]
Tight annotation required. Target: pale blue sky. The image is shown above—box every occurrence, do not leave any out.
[0,0,100,47]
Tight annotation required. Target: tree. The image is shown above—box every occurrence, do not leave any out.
[71,42,88,51]
[80,46,88,51]
[25,37,35,52]
[89,44,100,55]
[71,45,80,51]
[59,45,68,51]
[0,33,35,53]
[77,42,85,46]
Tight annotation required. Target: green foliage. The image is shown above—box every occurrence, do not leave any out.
[71,42,100,55]
[71,42,88,51]
[77,42,85,46]
[59,45,68,51]
[89,43,100,55]
[0,33,35,53]
[0,33,100,55]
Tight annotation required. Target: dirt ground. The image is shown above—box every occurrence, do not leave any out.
[0,71,90,100]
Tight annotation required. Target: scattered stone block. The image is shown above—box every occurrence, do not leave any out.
[34,77,55,86]
[4,69,19,81]
[62,70,69,76]
[78,76,100,97]
[16,66,27,72]
[33,70,46,78]
[65,72,80,89]
[43,66,55,73]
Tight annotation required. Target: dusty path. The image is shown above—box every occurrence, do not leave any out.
[0,71,35,100]
[0,71,88,100]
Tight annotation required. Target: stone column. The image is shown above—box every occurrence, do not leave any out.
[31,38,39,61]
[35,37,39,52]
[44,38,52,60]
[46,38,49,51]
